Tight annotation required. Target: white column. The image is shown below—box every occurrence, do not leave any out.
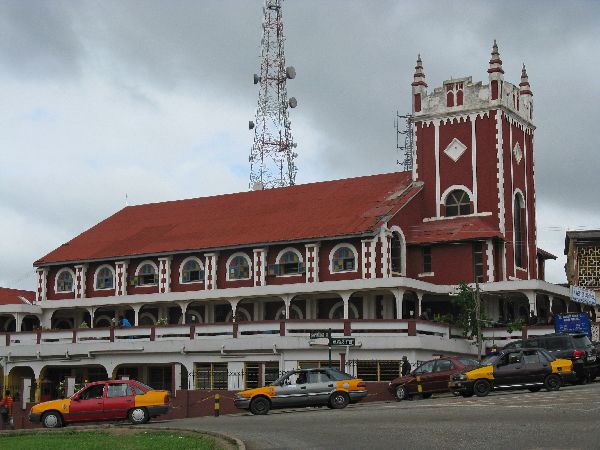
[158,257,172,294]
[41,309,53,329]
[526,291,537,315]
[416,292,424,317]
[394,289,405,320]
[486,239,495,282]
[87,307,96,328]
[229,298,240,322]
[14,313,23,332]
[132,305,141,326]
[340,292,352,320]
[283,294,291,319]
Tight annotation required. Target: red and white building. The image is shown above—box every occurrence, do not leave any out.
[0,43,581,399]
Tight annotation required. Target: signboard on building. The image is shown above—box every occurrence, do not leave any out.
[570,285,597,306]
[331,338,355,346]
[554,312,592,338]
[310,331,330,339]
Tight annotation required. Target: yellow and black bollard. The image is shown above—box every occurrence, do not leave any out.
[214,393,220,417]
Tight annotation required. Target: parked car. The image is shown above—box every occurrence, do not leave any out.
[29,380,170,429]
[234,368,367,415]
[388,356,479,401]
[449,348,575,397]
[518,333,598,383]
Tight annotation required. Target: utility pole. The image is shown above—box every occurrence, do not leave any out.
[475,279,482,361]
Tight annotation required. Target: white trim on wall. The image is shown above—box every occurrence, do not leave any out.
[434,122,441,218]
[275,247,304,264]
[439,184,474,206]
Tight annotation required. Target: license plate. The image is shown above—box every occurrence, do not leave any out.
[588,355,597,362]
[448,382,456,387]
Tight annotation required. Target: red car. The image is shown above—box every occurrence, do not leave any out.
[388,356,478,401]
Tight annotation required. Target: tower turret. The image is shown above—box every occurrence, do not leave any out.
[487,40,504,101]
[519,63,533,119]
[411,54,427,113]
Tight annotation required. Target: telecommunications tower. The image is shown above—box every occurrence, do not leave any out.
[248,0,298,190]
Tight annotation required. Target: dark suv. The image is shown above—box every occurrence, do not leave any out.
[518,333,598,383]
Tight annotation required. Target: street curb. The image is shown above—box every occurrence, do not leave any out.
[0,424,246,450]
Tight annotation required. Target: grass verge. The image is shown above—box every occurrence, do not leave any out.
[0,429,223,450]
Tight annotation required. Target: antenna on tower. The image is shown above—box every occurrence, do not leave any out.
[395,112,414,171]
[248,0,298,189]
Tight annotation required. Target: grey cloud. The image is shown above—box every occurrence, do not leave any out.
[1,0,599,288]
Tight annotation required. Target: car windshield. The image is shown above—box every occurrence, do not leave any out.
[480,355,498,366]
[270,371,295,386]
[458,358,479,367]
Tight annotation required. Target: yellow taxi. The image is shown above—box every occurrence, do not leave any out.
[234,367,368,415]
[29,380,170,428]
[449,348,575,397]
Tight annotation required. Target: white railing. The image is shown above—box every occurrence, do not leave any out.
[2,320,560,348]
[351,320,409,336]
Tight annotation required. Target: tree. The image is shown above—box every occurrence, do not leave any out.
[452,282,484,340]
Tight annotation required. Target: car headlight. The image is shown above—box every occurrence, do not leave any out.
[453,374,467,381]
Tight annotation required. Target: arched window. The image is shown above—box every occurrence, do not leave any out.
[391,232,403,273]
[181,258,203,283]
[137,262,158,286]
[228,254,251,280]
[331,245,356,273]
[445,189,471,217]
[276,249,304,276]
[95,266,114,290]
[56,269,74,292]
[514,193,526,268]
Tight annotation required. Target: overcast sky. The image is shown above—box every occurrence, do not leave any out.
[1,0,599,289]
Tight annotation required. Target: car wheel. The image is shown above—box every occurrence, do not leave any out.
[329,391,350,409]
[395,385,408,401]
[42,411,63,429]
[473,379,491,397]
[421,393,432,399]
[249,397,270,415]
[544,374,561,391]
[128,407,149,425]
[527,386,542,393]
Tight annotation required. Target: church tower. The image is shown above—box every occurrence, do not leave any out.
[411,42,538,282]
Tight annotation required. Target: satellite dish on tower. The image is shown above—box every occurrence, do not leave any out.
[285,66,296,79]
[249,120,255,130]
[288,97,297,108]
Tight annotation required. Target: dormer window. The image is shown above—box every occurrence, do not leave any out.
[56,269,74,292]
[445,189,471,217]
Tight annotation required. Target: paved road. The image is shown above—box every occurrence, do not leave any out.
[151,382,600,450]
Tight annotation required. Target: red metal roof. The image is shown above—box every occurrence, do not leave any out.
[406,215,502,244]
[0,287,35,305]
[36,172,417,265]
